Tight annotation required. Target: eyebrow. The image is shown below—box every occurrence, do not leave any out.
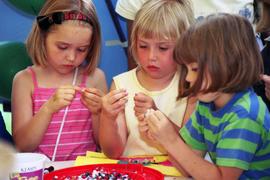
[56,41,90,47]
[138,39,174,45]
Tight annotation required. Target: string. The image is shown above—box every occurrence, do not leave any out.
[52,67,78,161]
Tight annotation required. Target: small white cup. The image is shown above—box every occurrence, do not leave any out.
[9,153,49,180]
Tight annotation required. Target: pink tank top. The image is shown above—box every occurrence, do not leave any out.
[29,67,96,161]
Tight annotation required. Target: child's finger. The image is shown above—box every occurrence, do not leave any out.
[84,88,103,97]
[138,123,149,132]
[74,86,82,92]
[108,89,128,104]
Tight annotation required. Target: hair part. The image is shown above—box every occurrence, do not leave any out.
[174,13,263,97]
[130,0,195,63]
[26,0,101,74]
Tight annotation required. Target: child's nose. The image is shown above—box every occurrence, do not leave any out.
[66,51,76,62]
[185,71,193,83]
[148,48,157,61]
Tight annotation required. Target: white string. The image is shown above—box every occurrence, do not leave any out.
[52,68,78,161]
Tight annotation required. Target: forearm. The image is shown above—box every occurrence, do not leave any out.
[165,138,222,180]
[13,105,53,151]
[168,154,190,177]
[99,114,126,159]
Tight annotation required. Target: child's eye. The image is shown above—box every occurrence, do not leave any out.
[139,45,147,49]
[58,45,68,50]
[159,47,168,51]
[77,47,88,52]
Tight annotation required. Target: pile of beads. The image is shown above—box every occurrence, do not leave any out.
[52,167,132,180]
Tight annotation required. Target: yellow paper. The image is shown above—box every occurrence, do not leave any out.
[74,156,118,166]
[147,164,182,177]
[86,151,107,158]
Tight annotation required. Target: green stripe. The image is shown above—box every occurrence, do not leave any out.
[225,118,261,134]
[250,159,270,170]
[180,127,207,151]
[216,158,249,170]
[217,138,258,153]
[256,144,270,156]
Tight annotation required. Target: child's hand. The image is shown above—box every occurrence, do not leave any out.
[261,74,270,100]
[146,110,179,146]
[45,85,76,113]
[134,92,157,118]
[80,88,104,114]
[101,89,128,119]
[138,109,157,142]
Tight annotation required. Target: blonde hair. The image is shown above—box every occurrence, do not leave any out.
[130,0,194,62]
[26,0,101,74]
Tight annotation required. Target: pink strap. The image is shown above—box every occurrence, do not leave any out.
[27,67,38,88]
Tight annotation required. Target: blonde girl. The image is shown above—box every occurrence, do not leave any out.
[100,0,195,158]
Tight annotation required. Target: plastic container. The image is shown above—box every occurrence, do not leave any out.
[44,163,164,179]
[9,153,49,180]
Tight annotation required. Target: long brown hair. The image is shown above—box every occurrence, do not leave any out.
[174,13,263,98]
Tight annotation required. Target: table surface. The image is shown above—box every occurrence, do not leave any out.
[45,161,192,180]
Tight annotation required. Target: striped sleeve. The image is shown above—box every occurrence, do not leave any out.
[216,117,262,170]
[180,111,207,151]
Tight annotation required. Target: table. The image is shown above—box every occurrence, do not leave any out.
[45,161,192,180]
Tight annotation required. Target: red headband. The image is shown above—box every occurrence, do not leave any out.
[37,11,92,30]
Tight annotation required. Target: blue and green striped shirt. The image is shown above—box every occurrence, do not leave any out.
[180,88,270,179]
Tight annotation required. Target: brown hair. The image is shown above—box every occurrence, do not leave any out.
[130,0,195,63]
[26,0,101,74]
[174,13,263,97]
[256,0,270,32]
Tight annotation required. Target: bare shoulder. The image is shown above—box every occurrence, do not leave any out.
[13,67,33,86]
[93,68,106,78]
[12,67,34,103]
[86,68,108,92]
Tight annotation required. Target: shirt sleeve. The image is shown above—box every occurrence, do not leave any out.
[115,0,147,20]
[180,111,207,151]
[215,117,261,170]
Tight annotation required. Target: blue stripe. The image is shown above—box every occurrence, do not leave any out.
[249,92,259,120]
[253,149,270,161]
[222,129,261,144]
[233,105,251,119]
[197,115,230,135]
[205,139,216,152]
[185,114,205,143]
[217,148,254,162]
[263,108,270,129]
[240,168,270,179]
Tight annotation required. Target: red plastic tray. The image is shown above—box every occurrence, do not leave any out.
[44,164,164,179]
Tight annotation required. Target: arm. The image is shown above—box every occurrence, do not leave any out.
[261,74,270,100]
[81,68,108,145]
[99,81,128,158]
[147,110,243,180]
[12,69,76,151]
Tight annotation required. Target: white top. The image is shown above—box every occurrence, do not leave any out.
[115,0,254,21]
[113,68,187,156]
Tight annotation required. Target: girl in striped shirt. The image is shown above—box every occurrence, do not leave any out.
[142,13,270,179]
